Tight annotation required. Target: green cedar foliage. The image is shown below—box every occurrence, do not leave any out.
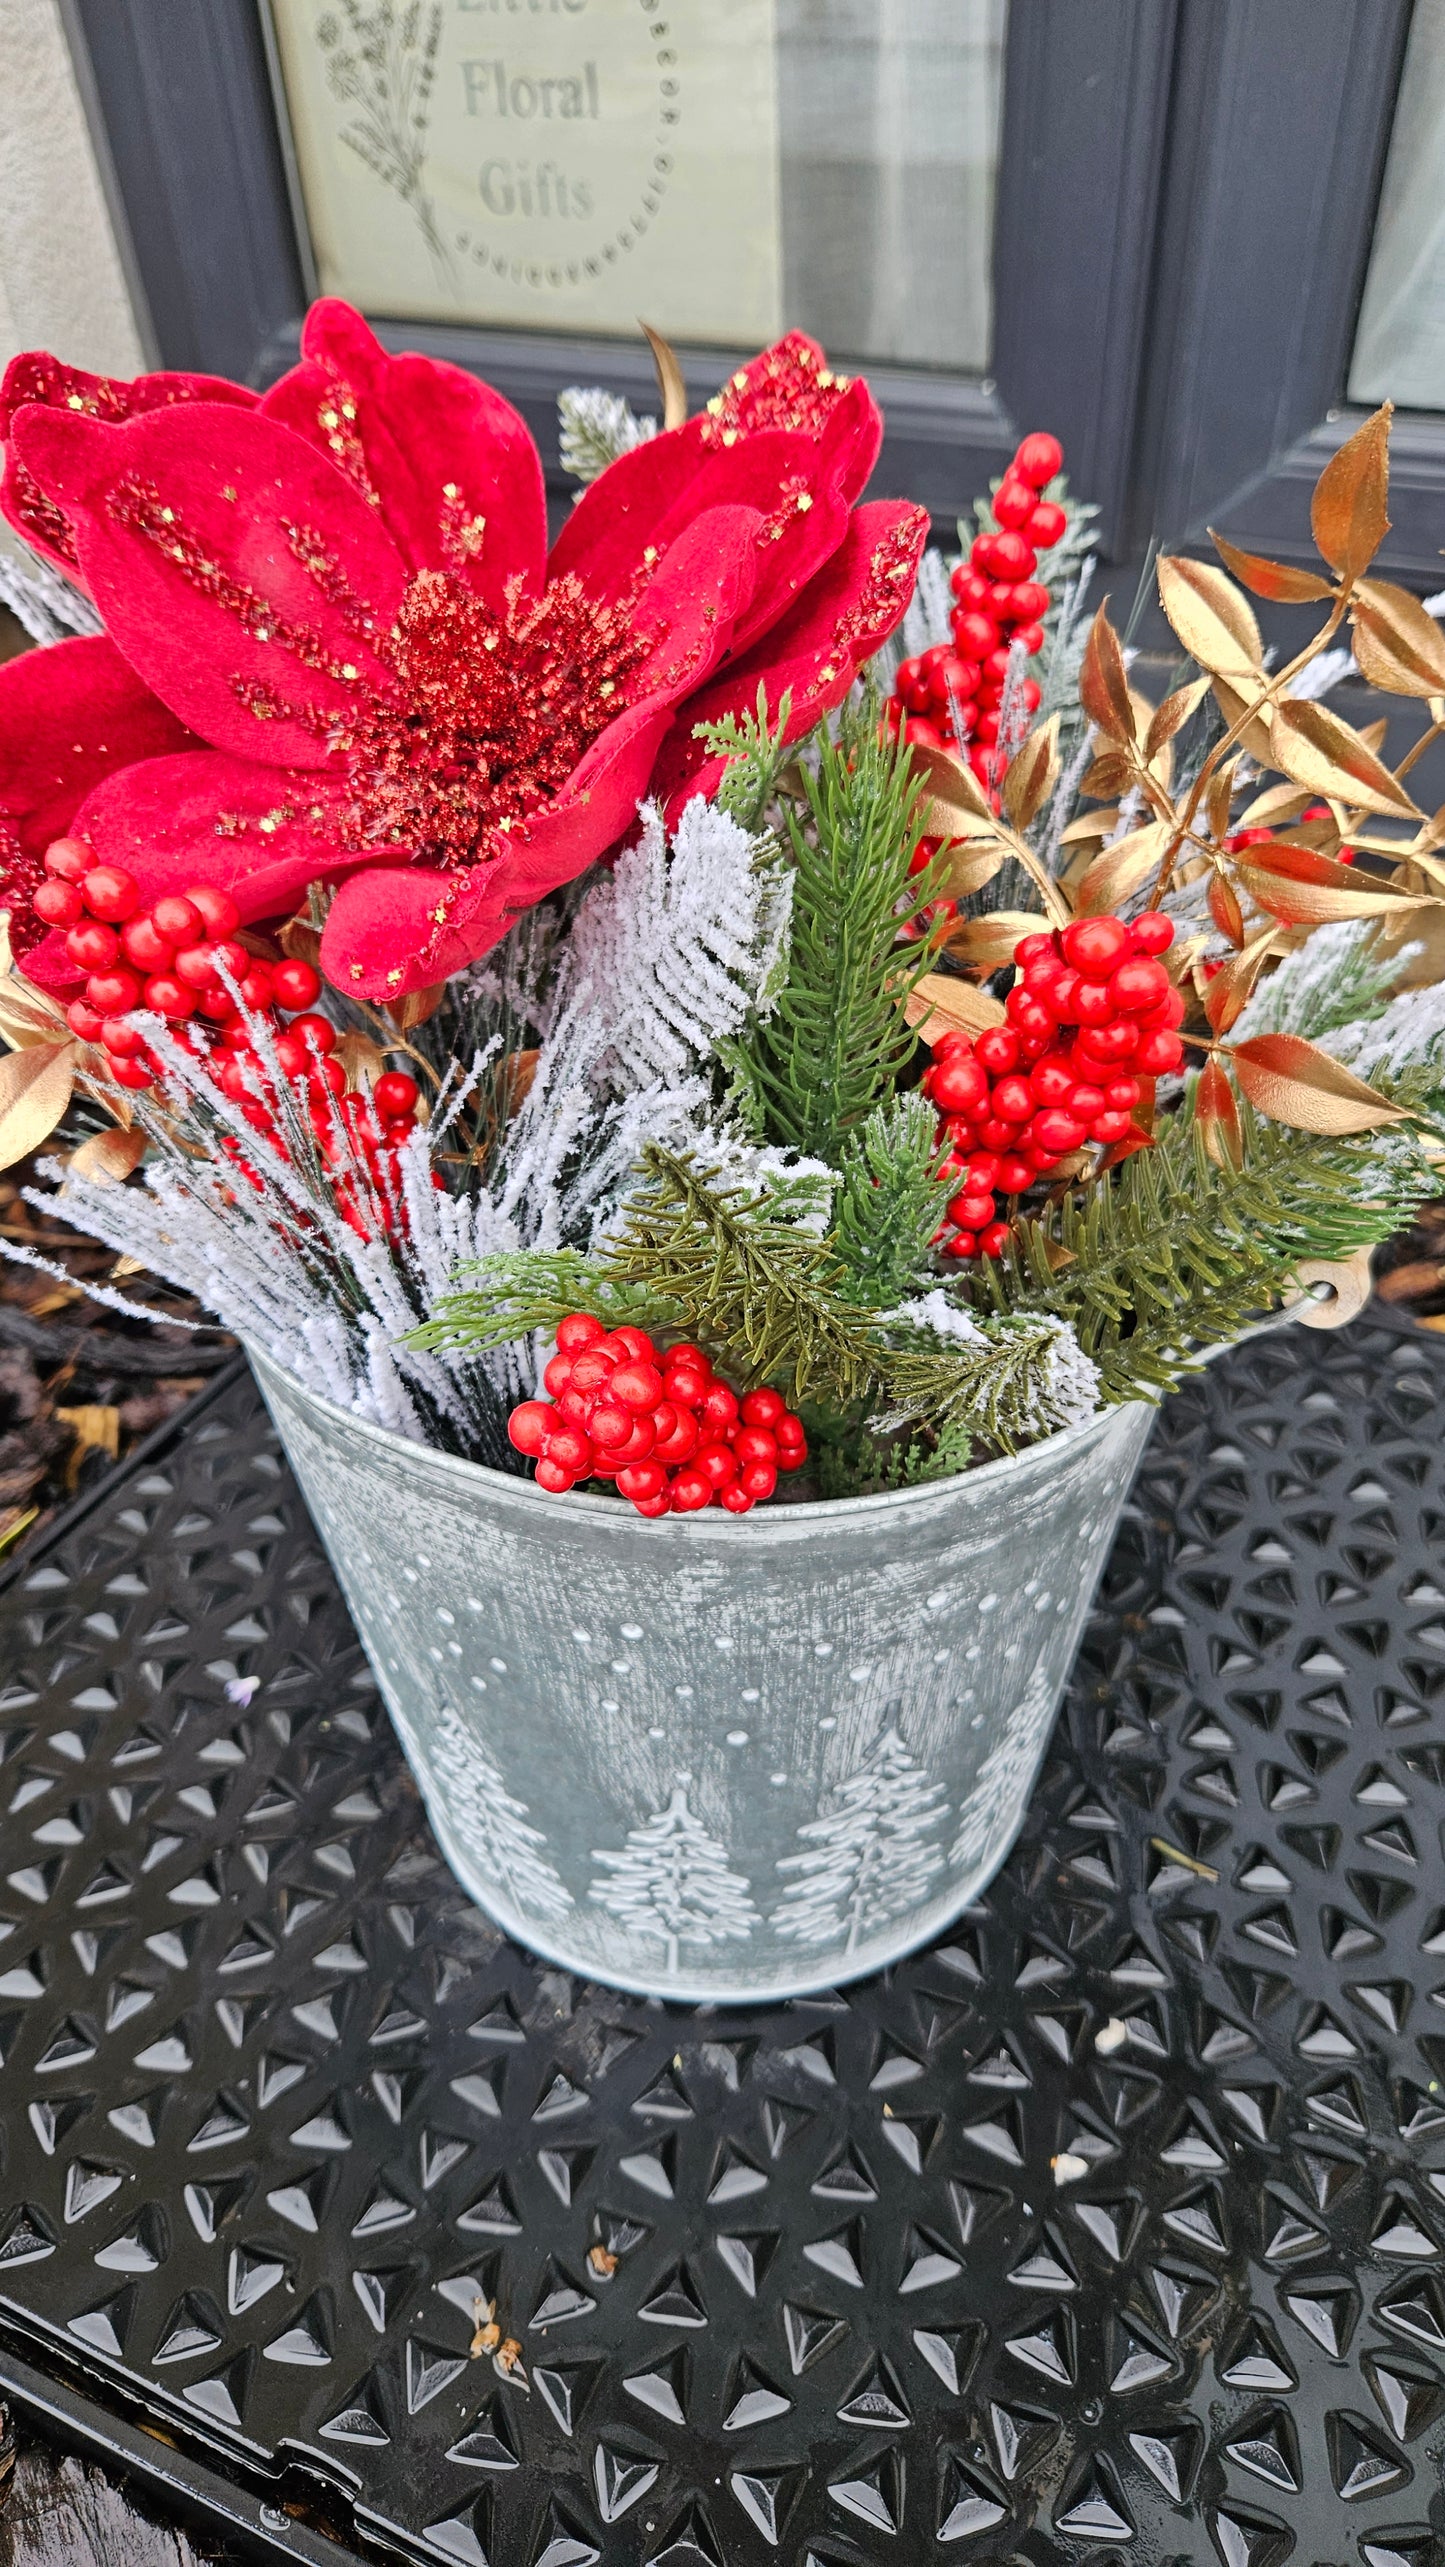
[813,1413,973,1501]
[695,686,797,832]
[417,1148,1086,1455]
[832,1091,947,1307]
[975,1088,1438,1401]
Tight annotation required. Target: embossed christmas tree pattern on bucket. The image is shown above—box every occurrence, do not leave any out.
[772,1726,949,1952]
[589,1779,760,1977]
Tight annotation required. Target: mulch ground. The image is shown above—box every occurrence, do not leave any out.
[0,1147,234,1568]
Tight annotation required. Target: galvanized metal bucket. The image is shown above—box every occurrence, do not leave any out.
[248,1341,1157,2002]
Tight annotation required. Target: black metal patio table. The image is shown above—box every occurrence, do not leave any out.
[0,1312,1443,2567]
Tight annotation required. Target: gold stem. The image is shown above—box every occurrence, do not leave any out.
[1394,715,1445,785]
[1154,590,1352,896]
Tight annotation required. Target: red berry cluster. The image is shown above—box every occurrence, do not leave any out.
[508,1315,808,1517]
[924,911,1184,1260]
[885,430,1066,792]
[37,837,323,1093]
[34,835,424,1238]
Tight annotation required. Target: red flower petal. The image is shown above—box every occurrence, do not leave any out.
[323,507,764,997]
[655,498,929,808]
[261,300,547,612]
[22,931,84,995]
[71,751,368,922]
[11,401,408,769]
[696,331,874,457]
[0,633,196,861]
[0,352,255,578]
[320,702,671,996]
[550,418,834,607]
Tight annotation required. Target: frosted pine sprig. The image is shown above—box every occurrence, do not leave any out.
[558,386,657,483]
[1234,919,1412,1045]
[0,541,103,645]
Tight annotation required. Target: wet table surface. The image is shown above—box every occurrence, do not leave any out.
[0,1314,1443,2567]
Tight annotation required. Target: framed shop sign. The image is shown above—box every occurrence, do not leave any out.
[260,0,785,351]
[58,0,1178,550]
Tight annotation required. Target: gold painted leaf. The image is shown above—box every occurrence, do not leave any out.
[1208,873,1246,947]
[1079,603,1135,744]
[1351,577,1445,698]
[1310,403,1392,580]
[277,914,324,971]
[934,838,1004,897]
[640,320,688,430]
[1195,1057,1242,1169]
[1269,697,1420,818]
[1145,673,1212,762]
[909,738,997,827]
[1229,1030,1408,1133]
[1157,554,1263,677]
[1208,531,1335,603]
[69,1126,147,1182]
[1079,751,1134,801]
[1234,837,1436,927]
[0,1040,78,1172]
[387,980,448,1034]
[1203,927,1279,1034]
[334,1031,389,1092]
[919,795,1003,845]
[904,972,1008,1042]
[0,984,70,1051]
[1075,821,1171,917]
[944,911,1047,972]
[1002,714,1061,832]
[1205,758,1242,848]
[1235,781,1316,831]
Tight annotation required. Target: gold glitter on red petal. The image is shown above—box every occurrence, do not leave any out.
[106,475,385,691]
[309,368,378,505]
[697,333,850,446]
[333,567,650,871]
[828,506,930,657]
[3,456,79,568]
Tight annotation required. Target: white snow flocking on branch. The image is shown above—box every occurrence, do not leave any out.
[6,796,796,1443]
[887,1292,1102,1435]
[498,796,794,1246]
[0,543,103,644]
[1328,977,1445,1083]
[557,386,657,484]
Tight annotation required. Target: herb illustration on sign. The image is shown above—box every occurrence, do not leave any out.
[314,2,454,289]
[267,0,782,341]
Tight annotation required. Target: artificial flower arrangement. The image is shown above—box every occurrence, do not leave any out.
[1,301,1444,1516]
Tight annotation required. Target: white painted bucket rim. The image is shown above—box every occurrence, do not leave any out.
[247,1334,1172,1534]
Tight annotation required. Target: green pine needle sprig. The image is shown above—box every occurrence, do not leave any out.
[735,713,945,1163]
[416,1148,1093,1458]
[974,1090,1438,1402]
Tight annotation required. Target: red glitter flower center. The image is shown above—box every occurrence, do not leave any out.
[334,567,651,869]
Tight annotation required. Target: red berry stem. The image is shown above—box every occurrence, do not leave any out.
[884,429,1065,797]
[37,836,427,1246]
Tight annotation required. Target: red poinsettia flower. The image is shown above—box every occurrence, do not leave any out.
[0,302,926,999]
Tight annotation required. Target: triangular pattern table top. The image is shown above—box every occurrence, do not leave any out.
[1,1317,1443,2565]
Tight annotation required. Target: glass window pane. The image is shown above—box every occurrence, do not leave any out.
[779,0,1005,370]
[1349,0,1445,411]
[264,0,1005,366]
